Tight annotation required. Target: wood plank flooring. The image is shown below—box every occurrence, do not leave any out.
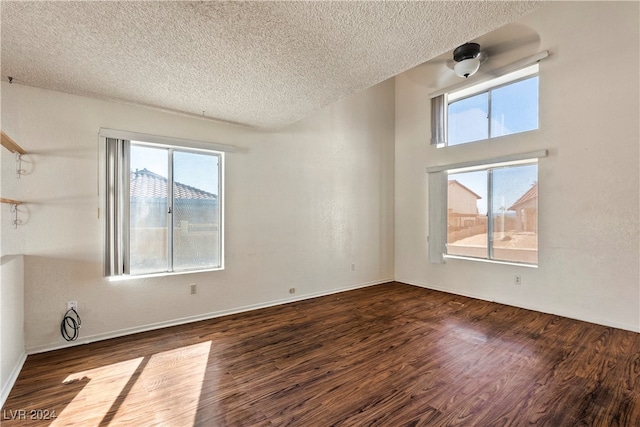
[3,282,640,426]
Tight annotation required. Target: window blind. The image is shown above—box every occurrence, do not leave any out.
[104,138,130,276]
[427,171,447,264]
[430,95,446,146]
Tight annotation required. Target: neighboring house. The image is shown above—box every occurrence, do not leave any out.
[129,168,220,269]
[448,179,482,230]
[508,182,538,233]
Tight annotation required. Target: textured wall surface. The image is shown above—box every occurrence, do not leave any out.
[1,79,395,353]
[0,255,25,404]
[395,2,640,331]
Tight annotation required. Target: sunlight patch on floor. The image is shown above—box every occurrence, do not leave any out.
[50,341,212,426]
[51,357,144,426]
[109,341,212,425]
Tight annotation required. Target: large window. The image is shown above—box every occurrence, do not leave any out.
[104,131,231,277]
[432,64,539,147]
[428,62,544,266]
[446,161,538,265]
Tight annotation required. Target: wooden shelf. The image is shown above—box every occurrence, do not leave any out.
[1,131,26,155]
[0,197,22,205]
[1,131,26,227]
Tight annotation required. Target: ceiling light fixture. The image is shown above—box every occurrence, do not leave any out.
[453,43,482,78]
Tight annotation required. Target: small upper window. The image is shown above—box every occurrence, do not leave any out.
[432,64,539,147]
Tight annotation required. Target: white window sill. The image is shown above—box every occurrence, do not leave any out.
[443,254,538,268]
[108,267,223,282]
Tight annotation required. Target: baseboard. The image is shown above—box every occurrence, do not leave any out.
[397,278,495,304]
[1,351,27,407]
[27,278,394,355]
[398,278,640,333]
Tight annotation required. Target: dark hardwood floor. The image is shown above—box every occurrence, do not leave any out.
[3,282,640,426]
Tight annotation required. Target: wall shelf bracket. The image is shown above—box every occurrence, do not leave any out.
[1,198,23,228]
[2,131,27,179]
[15,152,25,178]
[0,131,27,227]
[9,202,21,228]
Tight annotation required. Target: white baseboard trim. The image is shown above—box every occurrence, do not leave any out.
[397,278,495,303]
[27,278,394,355]
[1,351,27,407]
[398,278,640,333]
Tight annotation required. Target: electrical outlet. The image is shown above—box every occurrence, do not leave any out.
[67,301,78,311]
[351,263,356,271]
[514,275,522,285]
[289,288,296,294]
[190,284,197,295]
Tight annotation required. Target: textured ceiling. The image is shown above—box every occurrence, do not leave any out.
[1,1,541,129]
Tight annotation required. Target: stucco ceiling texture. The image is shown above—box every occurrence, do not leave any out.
[1,1,541,129]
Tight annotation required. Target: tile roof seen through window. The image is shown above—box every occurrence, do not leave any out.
[130,168,217,200]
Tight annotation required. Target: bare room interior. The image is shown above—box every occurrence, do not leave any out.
[1,1,639,425]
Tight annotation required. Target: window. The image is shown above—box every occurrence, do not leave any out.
[427,151,546,266]
[428,62,545,265]
[103,130,233,277]
[446,161,538,265]
[432,64,539,147]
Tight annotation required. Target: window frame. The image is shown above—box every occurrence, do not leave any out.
[445,159,539,266]
[432,64,540,148]
[426,150,547,267]
[100,128,234,278]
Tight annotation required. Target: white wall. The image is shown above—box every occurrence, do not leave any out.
[1,84,27,404]
[0,255,25,405]
[395,2,640,331]
[0,78,395,353]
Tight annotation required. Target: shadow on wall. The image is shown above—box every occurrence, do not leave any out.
[24,255,102,285]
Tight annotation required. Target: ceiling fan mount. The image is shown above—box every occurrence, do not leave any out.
[452,42,484,79]
[453,42,481,62]
[406,23,541,89]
